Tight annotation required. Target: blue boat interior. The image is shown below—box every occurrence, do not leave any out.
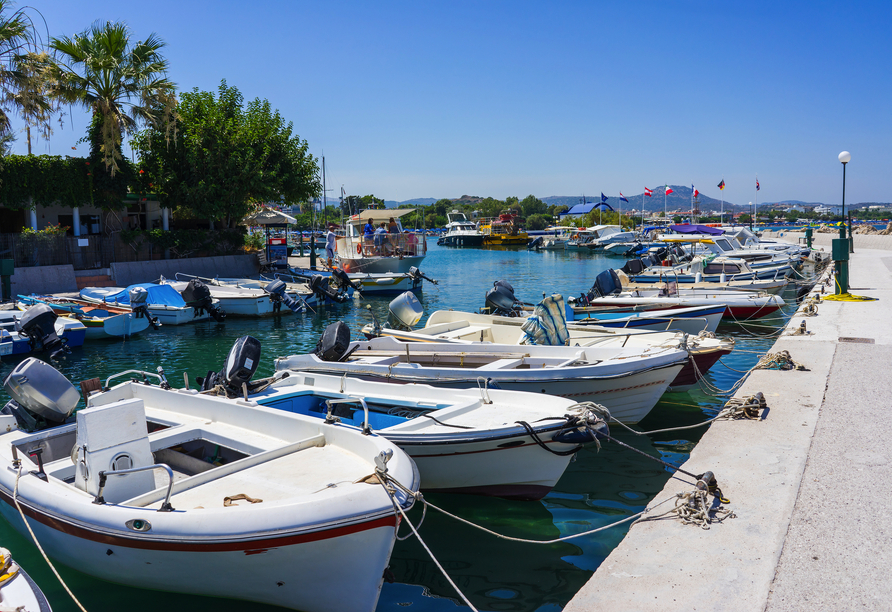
[259,392,444,430]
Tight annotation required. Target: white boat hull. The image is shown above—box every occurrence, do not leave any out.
[84,312,151,339]
[0,500,396,612]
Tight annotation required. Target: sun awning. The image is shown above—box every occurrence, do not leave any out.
[241,207,298,226]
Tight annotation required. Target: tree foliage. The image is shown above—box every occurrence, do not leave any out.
[50,21,177,176]
[0,154,90,208]
[132,80,321,225]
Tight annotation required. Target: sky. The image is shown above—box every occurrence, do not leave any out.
[6,0,891,206]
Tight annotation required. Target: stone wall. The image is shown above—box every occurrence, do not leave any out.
[110,254,260,287]
[8,264,78,297]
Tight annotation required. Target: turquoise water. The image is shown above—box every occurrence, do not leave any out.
[0,243,802,611]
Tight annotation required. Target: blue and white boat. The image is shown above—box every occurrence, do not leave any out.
[80,283,211,326]
[0,306,86,358]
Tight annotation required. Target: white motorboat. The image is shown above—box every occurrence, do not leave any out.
[584,226,638,251]
[439,210,485,247]
[276,332,688,424]
[336,208,427,274]
[159,274,308,317]
[570,269,785,321]
[361,299,733,392]
[0,355,418,612]
[539,227,576,250]
[227,364,606,500]
[0,546,52,611]
[80,283,215,326]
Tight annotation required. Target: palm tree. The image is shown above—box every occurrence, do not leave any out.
[50,21,176,175]
[7,51,58,153]
[0,0,35,135]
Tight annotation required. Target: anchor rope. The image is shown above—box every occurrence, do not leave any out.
[13,467,89,612]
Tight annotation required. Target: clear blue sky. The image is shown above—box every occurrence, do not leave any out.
[8,0,891,206]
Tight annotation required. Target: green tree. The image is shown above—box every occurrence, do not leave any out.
[520,194,546,217]
[133,80,320,226]
[50,21,177,175]
[5,51,61,154]
[526,213,549,230]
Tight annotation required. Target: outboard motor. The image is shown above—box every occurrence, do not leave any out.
[309,275,348,304]
[388,291,423,330]
[484,280,522,316]
[527,236,543,250]
[407,266,438,286]
[15,304,69,360]
[330,268,362,296]
[314,321,352,362]
[590,268,622,298]
[181,279,226,322]
[263,279,305,313]
[128,287,161,329]
[2,357,79,431]
[198,335,262,395]
[620,259,646,276]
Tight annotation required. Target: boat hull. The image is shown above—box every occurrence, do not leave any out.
[83,312,151,339]
[338,254,426,275]
[0,496,396,612]
[441,234,485,247]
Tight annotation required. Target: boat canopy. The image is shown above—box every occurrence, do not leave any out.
[669,224,725,236]
[349,208,415,224]
[104,283,187,307]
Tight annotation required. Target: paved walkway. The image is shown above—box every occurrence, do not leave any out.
[566,243,892,611]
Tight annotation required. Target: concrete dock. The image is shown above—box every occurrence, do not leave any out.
[566,236,892,611]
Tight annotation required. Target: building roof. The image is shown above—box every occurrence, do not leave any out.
[560,203,596,216]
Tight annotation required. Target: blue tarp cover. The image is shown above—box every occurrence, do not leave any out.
[669,224,725,236]
[104,283,186,307]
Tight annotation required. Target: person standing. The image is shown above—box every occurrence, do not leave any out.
[325,224,337,268]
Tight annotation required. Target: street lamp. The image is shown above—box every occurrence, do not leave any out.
[833,151,852,294]
[839,151,852,252]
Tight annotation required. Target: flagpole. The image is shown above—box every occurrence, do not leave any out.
[690,185,693,224]
[664,186,667,222]
[721,176,724,226]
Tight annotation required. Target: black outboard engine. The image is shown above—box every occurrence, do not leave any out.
[590,268,622,298]
[15,304,69,360]
[407,266,438,286]
[263,279,305,313]
[314,321,352,362]
[527,236,543,250]
[330,268,362,296]
[484,279,522,316]
[620,259,646,276]
[198,335,262,395]
[309,275,348,304]
[128,287,161,329]
[2,357,79,431]
[181,279,226,322]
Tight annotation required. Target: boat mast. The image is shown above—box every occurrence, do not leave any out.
[322,155,327,228]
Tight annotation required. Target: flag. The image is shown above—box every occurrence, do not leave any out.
[718,179,725,190]
[600,192,608,202]
[692,185,699,198]
[665,185,674,195]
[756,179,760,191]
[644,187,653,197]
[620,192,629,202]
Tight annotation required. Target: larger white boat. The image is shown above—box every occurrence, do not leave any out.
[80,283,213,326]
[0,356,418,612]
[336,209,427,274]
[439,210,484,247]
[363,307,733,393]
[276,335,688,424]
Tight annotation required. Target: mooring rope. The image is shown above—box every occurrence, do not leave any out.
[13,467,89,612]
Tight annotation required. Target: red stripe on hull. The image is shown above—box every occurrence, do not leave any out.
[0,487,396,552]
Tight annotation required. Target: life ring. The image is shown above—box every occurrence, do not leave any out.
[357,243,362,254]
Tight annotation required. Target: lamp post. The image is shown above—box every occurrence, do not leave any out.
[833,151,852,294]
[839,151,852,252]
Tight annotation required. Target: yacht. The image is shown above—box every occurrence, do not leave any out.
[440,210,484,247]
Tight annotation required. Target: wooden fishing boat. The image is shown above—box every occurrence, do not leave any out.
[276,332,688,424]
[16,295,151,339]
[0,356,418,612]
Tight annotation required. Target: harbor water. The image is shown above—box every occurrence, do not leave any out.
[0,243,805,611]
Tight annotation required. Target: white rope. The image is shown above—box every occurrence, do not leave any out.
[13,467,89,612]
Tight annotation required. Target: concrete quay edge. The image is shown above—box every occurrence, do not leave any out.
[566,241,892,611]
